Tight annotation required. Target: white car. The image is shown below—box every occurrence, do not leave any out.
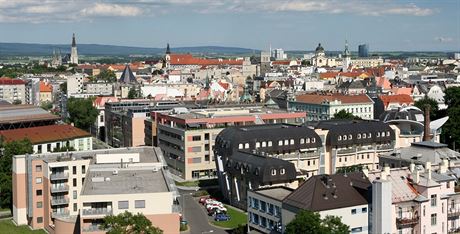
[204,199,221,206]
[206,203,225,210]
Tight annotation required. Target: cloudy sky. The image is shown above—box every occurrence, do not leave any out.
[0,0,459,51]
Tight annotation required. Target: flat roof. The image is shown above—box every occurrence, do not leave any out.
[166,107,297,120]
[0,105,59,124]
[253,187,294,201]
[81,169,168,195]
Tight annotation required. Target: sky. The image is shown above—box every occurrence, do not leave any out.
[0,0,459,51]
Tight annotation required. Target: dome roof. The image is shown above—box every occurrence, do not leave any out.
[315,43,325,53]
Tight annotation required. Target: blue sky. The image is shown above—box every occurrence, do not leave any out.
[0,0,459,51]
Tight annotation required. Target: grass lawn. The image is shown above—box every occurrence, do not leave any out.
[0,220,46,234]
[212,205,247,229]
[175,179,218,187]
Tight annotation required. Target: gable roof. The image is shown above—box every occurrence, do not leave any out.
[39,82,53,92]
[379,94,414,108]
[283,172,370,211]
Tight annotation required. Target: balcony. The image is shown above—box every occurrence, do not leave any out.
[82,225,104,233]
[50,185,69,193]
[376,144,394,151]
[336,147,356,155]
[51,198,69,206]
[82,208,113,217]
[51,210,70,218]
[396,216,419,227]
[448,208,460,219]
[50,172,69,181]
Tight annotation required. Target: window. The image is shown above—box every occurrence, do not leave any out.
[351,209,357,214]
[268,141,272,147]
[244,143,249,149]
[73,178,77,187]
[290,139,294,145]
[35,177,42,184]
[363,134,367,139]
[205,133,210,140]
[255,142,260,148]
[368,133,371,138]
[192,136,201,141]
[73,190,77,199]
[135,200,146,208]
[73,166,77,175]
[37,145,42,153]
[338,135,342,141]
[82,165,86,174]
[348,134,352,140]
[36,190,42,196]
[431,195,437,207]
[37,217,43,224]
[311,138,316,143]
[205,155,210,161]
[362,207,367,213]
[82,177,85,185]
[118,201,129,209]
[377,132,380,137]
[280,168,285,175]
[343,135,347,140]
[238,144,243,149]
[47,144,51,152]
[387,131,390,136]
[431,213,437,226]
[271,169,277,176]
[73,203,77,212]
[35,165,42,172]
[357,134,361,139]
[260,201,267,213]
[300,139,305,144]
[262,141,266,147]
[36,202,42,208]
[278,140,283,146]
[284,140,289,145]
[306,138,310,143]
[351,227,363,233]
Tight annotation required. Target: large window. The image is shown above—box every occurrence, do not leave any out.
[192,136,201,141]
[431,213,437,226]
[118,201,129,209]
[431,195,437,207]
[135,200,145,208]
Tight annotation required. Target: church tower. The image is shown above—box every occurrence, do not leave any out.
[164,43,171,70]
[70,33,79,65]
[343,40,351,72]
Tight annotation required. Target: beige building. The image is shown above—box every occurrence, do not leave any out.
[12,147,180,234]
[39,81,53,104]
[0,77,26,104]
[155,107,306,180]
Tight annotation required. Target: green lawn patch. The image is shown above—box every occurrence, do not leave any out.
[175,179,218,187]
[0,220,46,234]
[212,205,247,229]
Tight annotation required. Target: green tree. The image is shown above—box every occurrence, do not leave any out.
[12,100,22,105]
[333,110,356,120]
[101,211,163,234]
[0,138,33,209]
[97,70,117,83]
[445,87,460,108]
[128,87,141,99]
[67,97,98,130]
[285,210,349,234]
[414,97,439,120]
[41,101,53,111]
[441,87,460,149]
[336,164,363,174]
[60,82,67,94]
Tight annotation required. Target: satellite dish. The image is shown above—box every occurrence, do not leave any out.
[430,116,449,130]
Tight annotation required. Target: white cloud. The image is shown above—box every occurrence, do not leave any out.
[81,3,143,17]
[0,0,437,23]
[435,37,454,43]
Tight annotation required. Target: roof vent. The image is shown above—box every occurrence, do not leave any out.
[323,193,328,200]
[153,167,159,172]
[113,169,118,175]
[105,177,111,182]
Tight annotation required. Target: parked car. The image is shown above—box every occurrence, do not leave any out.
[206,203,224,211]
[208,207,227,216]
[214,213,231,221]
[199,196,212,204]
[204,199,220,206]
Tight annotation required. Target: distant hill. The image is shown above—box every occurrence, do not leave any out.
[0,43,259,56]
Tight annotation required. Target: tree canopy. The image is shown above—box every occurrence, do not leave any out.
[67,97,98,130]
[101,211,163,234]
[0,138,33,209]
[333,110,358,120]
[95,70,117,83]
[441,87,460,149]
[414,97,439,120]
[336,164,363,174]
[128,87,141,99]
[285,210,349,234]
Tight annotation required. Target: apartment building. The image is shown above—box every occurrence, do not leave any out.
[288,94,374,121]
[67,74,84,96]
[12,147,180,234]
[39,81,53,104]
[156,107,306,180]
[214,120,396,209]
[0,124,92,153]
[0,77,26,104]
[85,83,113,96]
[368,163,457,234]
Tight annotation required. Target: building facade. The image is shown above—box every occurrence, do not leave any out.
[0,77,26,104]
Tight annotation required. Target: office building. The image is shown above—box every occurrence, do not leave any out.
[358,44,369,57]
[12,147,180,234]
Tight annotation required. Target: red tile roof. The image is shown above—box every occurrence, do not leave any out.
[379,94,414,108]
[319,72,339,79]
[39,82,53,92]
[169,54,243,66]
[93,96,119,108]
[272,60,291,65]
[0,124,90,144]
[295,94,373,104]
[0,77,25,85]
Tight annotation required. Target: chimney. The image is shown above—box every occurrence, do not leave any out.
[423,104,432,141]
[440,159,449,174]
[409,163,415,173]
[381,165,390,180]
[413,169,420,184]
[426,161,432,180]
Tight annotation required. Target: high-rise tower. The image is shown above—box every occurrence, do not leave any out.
[343,40,351,72]
[70,33,79,65]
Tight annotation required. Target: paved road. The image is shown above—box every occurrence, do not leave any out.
[180,190,227,234]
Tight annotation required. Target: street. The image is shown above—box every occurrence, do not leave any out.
[179,189,228,234]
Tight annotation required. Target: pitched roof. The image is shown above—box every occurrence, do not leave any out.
[283,173,370,211]
[118,65,137,83]
[295,94,373,105]
[169,54,243,66]
[93,96,119,108]
[379,94,413,108]
[376,77,392,90]
[39,82,53,92]
[0,77,25,85]
[0,124,90,144]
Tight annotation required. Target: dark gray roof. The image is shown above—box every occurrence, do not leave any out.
[283,172,370,212]
[119,65,137,83]
[224,151,297,184]
[314,120,395,147]
[412,141,448,149]
[380,108,424,123]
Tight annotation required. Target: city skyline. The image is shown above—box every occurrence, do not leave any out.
[0,0,459,51]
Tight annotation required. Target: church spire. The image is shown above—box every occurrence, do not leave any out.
[72,33,76,47]
[344,40,350,57]
[166,43,170,54]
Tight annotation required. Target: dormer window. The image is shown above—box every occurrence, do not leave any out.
[290,139,295,145]
[368,133,372,138]
[256,142,260,148]
[377,132,380,137]
[348,134,352,140]
[363,134,367,139]
[280,168,286,175]
[343,135,347,140]
[268,141,273,147]
[357,134,361,139]
[262,141,266,147]
[387,131,390,136]
[306,138,310,143]
[271,169,277,176]
[284,140,289,145]
[300,139,305,144]
[244,143,250,149]
[338,135,342,141]
[255,168,260,176]
[312,138,316,143]
[278,140,283,146]
[238,144,243,149]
